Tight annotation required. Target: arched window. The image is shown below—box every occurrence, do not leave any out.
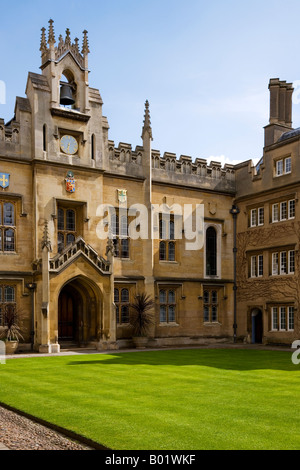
[66,233,75,245]
[111,214,119,237]
[168,242,175,261]
[114,288,119,303]
[159,241,167,261]
[159,288,176,323]
[0,202,15,252]
[206,226,217,276]
[203,288,218,323]
[4,286,15,303]
[66,210,75,231]
[57,233,64,253]
[0,286,16,326]
[159,215,176,261]
[121,238,129,259]
[4,229,15,252]
[120,215,128,238]
[111,210,130,259]
[57,207,77,252]
[115,287,130,324]
[159,219,166,240]
[58,208,64,231]
[3,203,14,226]
[121,288,129,303]
[169,220,175,240]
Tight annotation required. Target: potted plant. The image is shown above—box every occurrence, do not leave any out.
[129,293,155,348]
[0,306,24,355]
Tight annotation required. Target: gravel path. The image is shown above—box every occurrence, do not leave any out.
[0,406,92,450]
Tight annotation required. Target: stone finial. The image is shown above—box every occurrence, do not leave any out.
[58,34,64,49]
[48,19,56,45]
[82,30,90,55]
[42,221,52,252]
[40,27,47,53]
[65,28,71,47]
[141,100,153,140]
[74,37,80,53]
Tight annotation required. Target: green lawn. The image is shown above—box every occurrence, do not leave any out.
[0,348,299,450]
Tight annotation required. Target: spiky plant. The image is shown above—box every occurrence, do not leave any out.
[0,305,24,342]
[129,293,155,337]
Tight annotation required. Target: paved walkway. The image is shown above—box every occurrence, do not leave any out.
[4,342,293,359]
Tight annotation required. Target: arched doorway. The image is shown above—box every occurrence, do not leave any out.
[58,277,101,347]
[251,308,263,344]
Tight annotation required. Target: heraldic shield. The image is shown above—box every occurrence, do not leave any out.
[0,173,9,189]
[65,171,76,193]
[117,189,127,204]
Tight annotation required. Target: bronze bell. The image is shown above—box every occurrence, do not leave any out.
[60,83,75,106]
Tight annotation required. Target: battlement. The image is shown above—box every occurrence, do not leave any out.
[0,118,20,144]
[151,150,235,181]
[106,139,236,191]
[108,140,144,165]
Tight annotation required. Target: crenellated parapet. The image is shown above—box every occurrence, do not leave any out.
[106,138,236,191]
[0,118,20,144]
[108,141,143,165]
[152,150,235,182]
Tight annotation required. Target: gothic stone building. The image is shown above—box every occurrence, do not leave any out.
[0,21,298,353]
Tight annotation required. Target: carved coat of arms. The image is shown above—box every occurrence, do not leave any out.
[209,202,217,215]
[0,173,9,189]
[65,171,76,193]
[117,189,127,204]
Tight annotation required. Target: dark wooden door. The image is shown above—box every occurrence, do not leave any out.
[58,292,74,340]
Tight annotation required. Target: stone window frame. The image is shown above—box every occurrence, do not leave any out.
[270,305,294,332]
[0,200,16,253]
[0,284,16,326]
[159,287,177,324]
[204,223,222,279]
[203,288,219,323]
[159,214,176,262]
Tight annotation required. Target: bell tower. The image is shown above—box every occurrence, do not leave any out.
[25,19,108,166]
[39,19,90,114]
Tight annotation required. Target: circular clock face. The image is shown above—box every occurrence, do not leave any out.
[60,135,78,155]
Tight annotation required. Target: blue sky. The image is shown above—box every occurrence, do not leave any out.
[1,0,300,164]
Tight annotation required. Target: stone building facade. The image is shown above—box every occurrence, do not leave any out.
[0,21,298,352]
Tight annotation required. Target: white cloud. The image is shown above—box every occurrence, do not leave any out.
[207,155,260,167]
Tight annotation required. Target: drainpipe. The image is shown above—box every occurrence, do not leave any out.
[230,205,240,343]
[26,282,37,351]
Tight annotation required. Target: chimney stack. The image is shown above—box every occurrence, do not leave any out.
[265,78,294,146]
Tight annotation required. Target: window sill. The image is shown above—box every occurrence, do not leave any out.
[159,260,178,264]
[270,273,295,278]
[203,321,221,326]
[159,322,179,327]
[0,252,17,255]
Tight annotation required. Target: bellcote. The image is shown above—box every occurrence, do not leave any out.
[40,19,89,71]
[38,19,90,114]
